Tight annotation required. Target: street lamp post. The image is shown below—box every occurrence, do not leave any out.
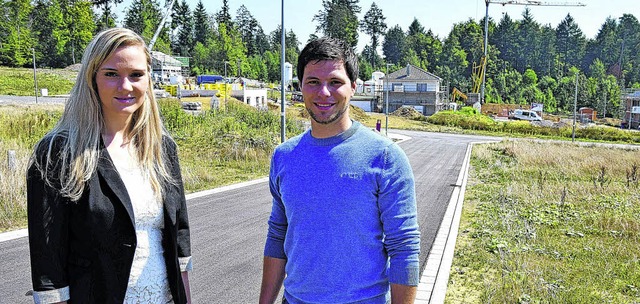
[224,61,229,107]
[385,63,392,136]
[32,48,38,104]
[572,72,578,142]
[280,0,286,143]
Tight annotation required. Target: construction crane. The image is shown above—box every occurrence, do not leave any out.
[479,0,586,104]
[148,0,178,51]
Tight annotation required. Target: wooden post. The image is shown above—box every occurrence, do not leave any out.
[7,150,16,171]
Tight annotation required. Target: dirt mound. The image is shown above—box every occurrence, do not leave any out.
[391,106,422,120]
[349,104,369,122]
[65,63,82,71]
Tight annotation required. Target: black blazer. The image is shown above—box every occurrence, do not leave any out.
[27,135,191,303]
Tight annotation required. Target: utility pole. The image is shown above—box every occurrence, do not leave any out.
[481,0,585,104]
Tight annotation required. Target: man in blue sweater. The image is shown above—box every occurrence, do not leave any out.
[260,37,421,304]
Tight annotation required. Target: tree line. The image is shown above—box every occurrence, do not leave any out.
[1,0,639,116]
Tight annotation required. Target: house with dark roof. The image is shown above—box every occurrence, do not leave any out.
[622,89,640,129]
[383,64,445,116]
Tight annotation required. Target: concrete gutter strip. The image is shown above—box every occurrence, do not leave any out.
[416,142,474,304]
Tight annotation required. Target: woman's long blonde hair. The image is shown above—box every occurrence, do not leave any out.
[32,27,173,202]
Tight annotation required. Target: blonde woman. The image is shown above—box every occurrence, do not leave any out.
[27,28,192,304]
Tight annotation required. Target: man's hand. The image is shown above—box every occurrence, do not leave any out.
[391,283,417,304]
[259,256,286,304]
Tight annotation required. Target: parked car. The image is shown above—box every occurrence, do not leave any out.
[510,109,542,121]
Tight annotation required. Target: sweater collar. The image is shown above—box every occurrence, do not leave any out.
[305,120,361,146]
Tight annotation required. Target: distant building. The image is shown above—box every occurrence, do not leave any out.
[150,51,182,84]
[382,64,445,116]
[230,77,268,110]
[622,90,640,129]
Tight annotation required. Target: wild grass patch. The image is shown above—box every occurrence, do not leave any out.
[0,67,75,96]
[0,99,305,230]
[446,140,640,303]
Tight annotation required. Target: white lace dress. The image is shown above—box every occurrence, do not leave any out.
[113,159,173,304]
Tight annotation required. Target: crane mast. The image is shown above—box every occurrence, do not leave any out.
[148,0,177,51]
[478,0,586,104]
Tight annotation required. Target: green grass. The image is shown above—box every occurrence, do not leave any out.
[446,140,640,303]
[0,67,75,96]
[428,108,640,144]
[0,99,305,231]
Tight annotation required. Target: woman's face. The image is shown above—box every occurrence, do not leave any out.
[95,45,149,125]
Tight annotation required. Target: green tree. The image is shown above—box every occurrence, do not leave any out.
[585,17,618,75]
[123,0,170,53]
[236,5,267,57]
[617,14,640,86]
[382,25,405,65]
[246,54,267,81]
[520,68,543,105]
[0,0,34,66]
[65,0,95,64]
[537,25,557,77]
[357,51,373,81]
[31,0,94,67]
[555,14,586,75]
[407,17,424,36]
[360,2,386,68]
[214,0,232,27]
[448,19,484,79]
[515,9,541,73]
[171,0,193,56]
[492,13,517,66]
[268,26,300,74]
[405,26,442,72]
[92,0,122,31]
[193,0,211,45]
[213,23,247,77]
[31,0,66,67]
[313,0,361,48]
[436,34,469,92]
[263,50,280,82]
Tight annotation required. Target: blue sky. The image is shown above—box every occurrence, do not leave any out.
[117,0,638,51]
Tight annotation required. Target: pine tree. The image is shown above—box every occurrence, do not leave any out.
[313,0,361,48]
[360,2,386,68]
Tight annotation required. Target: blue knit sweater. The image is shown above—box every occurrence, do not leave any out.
[265,121,421,304]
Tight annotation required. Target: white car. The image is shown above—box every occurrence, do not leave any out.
[511,109,542,121]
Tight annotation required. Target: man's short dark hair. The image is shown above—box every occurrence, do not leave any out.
[297,37,359,84]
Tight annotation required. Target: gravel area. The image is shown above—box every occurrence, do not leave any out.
[0,95,68,105]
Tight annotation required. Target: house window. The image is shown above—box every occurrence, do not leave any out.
[392,83,403,92]
[417,83,428,92]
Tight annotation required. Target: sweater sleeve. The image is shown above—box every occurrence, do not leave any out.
[378,143,421,286]
[264,152,287,259]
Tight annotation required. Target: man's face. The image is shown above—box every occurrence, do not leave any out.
[301,60,356,133]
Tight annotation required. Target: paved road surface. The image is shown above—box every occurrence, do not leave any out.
[0,130,500,303]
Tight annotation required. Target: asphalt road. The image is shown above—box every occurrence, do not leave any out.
[0,130,500,303]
